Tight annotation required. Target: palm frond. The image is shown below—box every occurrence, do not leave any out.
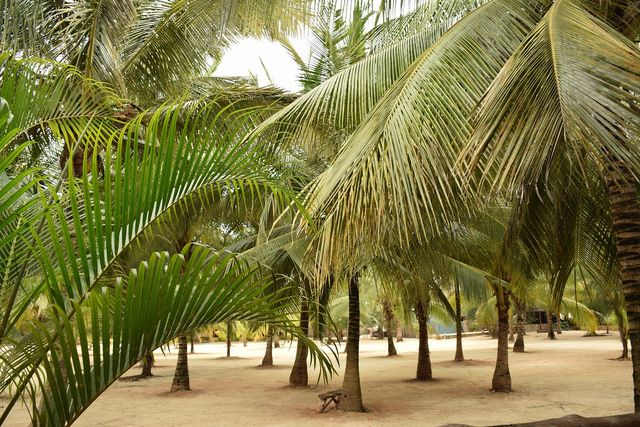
[121,0,314,101]
[304,0,547,274]
[253,0,482,154]
[462,0,640,195]
[0,248,336,426]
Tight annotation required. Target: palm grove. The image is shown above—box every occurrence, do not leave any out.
[0,0,638,425]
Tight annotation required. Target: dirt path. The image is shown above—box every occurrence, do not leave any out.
[3,331,632,426]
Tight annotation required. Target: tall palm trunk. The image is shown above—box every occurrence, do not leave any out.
[338,274,364,411]
[416,302,432,380]
[491,287,511,392]
[546,310,556,340]
[513,298,526,353]
[396,321,403,342]
[454,280,464,362]
[226,320,232,358]
[261,325,274,366]
[382,299,397,356]
[556,314,562,334]
[190,335,195,354]
[171,335,190,391]
[289,302,309,387]
[607,164,640,409]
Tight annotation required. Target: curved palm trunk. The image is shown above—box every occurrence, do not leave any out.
[261,326,274,366]
[383,299,397,356]
[396,321,404,342]
[513,298,526,353]
[491,287,512,392]
[454,280,464,362]
[338,274,364,411]
[170,335,190,391]
[190,335,195,354]
[416,302,432,380]
[556,315,562,334]
[606,162,640,411]
[289,303,309,387]
[226,321,232,357]
[547,310,556,340]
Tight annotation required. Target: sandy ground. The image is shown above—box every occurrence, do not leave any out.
[2,330,633,426]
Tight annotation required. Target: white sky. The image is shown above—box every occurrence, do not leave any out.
[214,38,310,93]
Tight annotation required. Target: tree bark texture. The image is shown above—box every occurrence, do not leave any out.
[289,303,309,387]
[261,326,274,366]
[513,298,526,353]
[140,352,154,377]
[547,310,556,340]
[491,287,512,392]
[339,275,364,411]
[416,303,432,381]
[454,280,465,362]
[170,335,190,391]
[622,328,630,360]
[606,162,640,411]
[383,299,397,356]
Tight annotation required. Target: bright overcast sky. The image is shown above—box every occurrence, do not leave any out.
[214,38,309,93]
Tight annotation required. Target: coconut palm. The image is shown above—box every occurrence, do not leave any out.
[252,0,640,405]
[459,0,640,405]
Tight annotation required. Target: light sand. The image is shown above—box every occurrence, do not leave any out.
[2,331,633,426]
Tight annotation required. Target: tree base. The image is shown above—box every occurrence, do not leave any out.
[337,396,366,412]
[118,374,153,382]
[170,384,190,392]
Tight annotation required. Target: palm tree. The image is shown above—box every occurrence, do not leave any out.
[453,279,465,361]
[415,301,432,380]
[289,299,310,386]
[0,56,336,425]
[171,335,191,392]
[338,273,365,411]
[382,297,398,356]
[255,0,640,405]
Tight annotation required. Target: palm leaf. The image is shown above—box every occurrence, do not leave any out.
[303,0,547,274]
[252,0,484,155]
[0,80,311,421]
[0,247,335,426]
[463,0,640,195]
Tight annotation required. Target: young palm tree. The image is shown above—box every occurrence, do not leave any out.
[0,56,336,425]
